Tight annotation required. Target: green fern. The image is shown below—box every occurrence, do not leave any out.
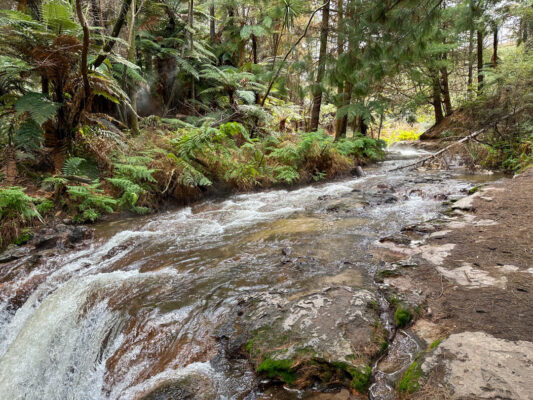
[107,177,150,214]
[15,119,42,150]
[0,186,41,221]
[274,166,300,184]
[15,92,59,125]
[167,153,212,187]
[113,163,157,183]
[67,183,117,223]
[62,157,86,176]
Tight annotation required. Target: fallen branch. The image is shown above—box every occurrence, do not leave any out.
[60,175,94,184]
[389,108,525,172]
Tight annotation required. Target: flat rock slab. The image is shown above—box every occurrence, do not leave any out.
[422,331,533,399]
[242,285,385,389]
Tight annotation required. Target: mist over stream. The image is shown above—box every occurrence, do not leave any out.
[0,145,501,399]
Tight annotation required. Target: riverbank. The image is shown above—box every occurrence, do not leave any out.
[374,166,533,399]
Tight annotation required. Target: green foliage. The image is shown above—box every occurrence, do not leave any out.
[35,199,54,215]
[13,228,33,245]
[332,362,372,393]
[394,306,413,328]
[0,186,41,221]
[106,177,150,215]
[113,164,156,183]
[15,119,43,151]
[257,358,296,384]
[335,136,386,159]
[274,166,300,183]
[429,338,444,349]
[398,361,422,394]
[62,157,86,176]
[15,92,59,126]
[66,183,117,223]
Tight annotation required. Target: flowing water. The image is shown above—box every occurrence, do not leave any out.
[0,145,504,399]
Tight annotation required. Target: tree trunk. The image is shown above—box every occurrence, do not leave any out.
[432,71,444,125]
[467,29,474,94]
[189,0,195,99]
[309,3,330,132]
[75,0,91,108]
[335,0,344,138]
[440,62,453,116]
[477,29,484,92]
[41,77,49,96]
[92,0,133,68]
[209,0,215,43]
[251,34,258,64]
[335,82,352,139]
[122,0,139,135]
[491,26,498,67]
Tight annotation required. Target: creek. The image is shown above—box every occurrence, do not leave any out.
[0,144,503,399]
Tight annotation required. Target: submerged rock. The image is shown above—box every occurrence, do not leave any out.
[139,372,216,400]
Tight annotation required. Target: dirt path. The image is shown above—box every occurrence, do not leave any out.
[375,167,533,399]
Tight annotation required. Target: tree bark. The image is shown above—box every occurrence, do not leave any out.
[432,71,444,125]
[467,29,474,94]
[477,29,484,92]
[209,0,215,44]
[335,0,344,138]
[92,0,133,69]
[123,0,139,135]
[189,0,195,99]
[440,62,452,116]
[75,0,91,107]
[309,3,329,132]
[336,82,352,139]
[491,26,498,67]
[251,34,258,64]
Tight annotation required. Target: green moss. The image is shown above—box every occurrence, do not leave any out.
[380,340,389,353]
[377,269,401,280]
[348,365,372,393]
[13,228,33,245]
[429,338,443,349]
[257,358,296,384]
[468,185,483,195]
[331,362,372,393]
[394,306,413,328]
[367,300,379,311]
[398,361,422,394]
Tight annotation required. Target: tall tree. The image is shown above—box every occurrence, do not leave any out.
[309,1,330,132]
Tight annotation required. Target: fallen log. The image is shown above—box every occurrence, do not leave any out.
[389,108,525,172]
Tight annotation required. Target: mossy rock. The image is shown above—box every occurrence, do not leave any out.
[257,358,296,384]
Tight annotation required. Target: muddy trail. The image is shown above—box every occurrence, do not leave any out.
[0,145,506,399]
